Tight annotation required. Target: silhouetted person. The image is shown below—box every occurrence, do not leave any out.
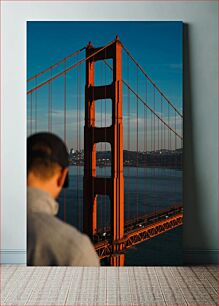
[27,132,100,266]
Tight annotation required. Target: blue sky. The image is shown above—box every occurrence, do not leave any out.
[27,21,183,150]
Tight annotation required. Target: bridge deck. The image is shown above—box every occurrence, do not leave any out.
[94,205,183,259]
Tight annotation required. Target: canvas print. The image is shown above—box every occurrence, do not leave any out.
[27,21,183,266]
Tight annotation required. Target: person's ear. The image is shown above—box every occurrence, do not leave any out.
[57,168,69,188]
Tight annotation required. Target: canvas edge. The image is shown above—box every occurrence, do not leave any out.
[0,249,217,265]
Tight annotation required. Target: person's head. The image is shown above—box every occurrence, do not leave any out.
[27,132,69,199]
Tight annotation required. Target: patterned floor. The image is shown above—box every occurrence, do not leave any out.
[1,265,218,305]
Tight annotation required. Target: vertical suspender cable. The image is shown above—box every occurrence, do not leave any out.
[164,102,166,170]
[161,95,163,169]
[64,64,67,145]
[157,95,162,179]
[168,103,170,175]
[100,64,103,231]
[175,110,177,150]
[144,92,146,206]
[175,109,177,194]
[78,60,82,230]
[30,93,33,135]
[168,103,170,150]
[71,69,74,227]
[153,86,156,213]
[104,49,107,237]
[153,86,156,153]
[144,80,147,213]
[35,78,37,133]
[48,78,51,132]
[63,61,67,222]
[150,102,153,213]
[77,58,79,229]
[50,69,53,132]
[127,54,130,222]
[157,95,159,187]
[136,66,139,221]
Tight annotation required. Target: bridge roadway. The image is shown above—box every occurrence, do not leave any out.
[93,205,183,259]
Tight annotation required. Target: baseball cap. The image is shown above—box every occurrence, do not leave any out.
[27,132,69,188]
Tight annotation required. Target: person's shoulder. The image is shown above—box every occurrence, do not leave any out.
[52,216,87,245]
[29,212,100,266]
[30,212,84,243]
[53,218,100,266]
[54,218,98,254]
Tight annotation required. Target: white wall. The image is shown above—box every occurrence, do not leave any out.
[1,1,218,263]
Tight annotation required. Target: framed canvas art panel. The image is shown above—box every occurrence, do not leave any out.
[27,21,183,266]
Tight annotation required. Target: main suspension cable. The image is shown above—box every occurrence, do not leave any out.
[103,60,182,141]
[27,47,85,83]
[27,39,115,95]
[121,43,183,118]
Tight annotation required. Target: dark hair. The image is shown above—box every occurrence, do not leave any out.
[27,132,69,183]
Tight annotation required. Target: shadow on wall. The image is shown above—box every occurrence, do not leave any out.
[183,24,210,264]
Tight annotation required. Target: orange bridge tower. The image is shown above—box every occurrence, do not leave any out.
[83,37,124,266]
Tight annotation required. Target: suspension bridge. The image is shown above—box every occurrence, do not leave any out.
[27,36,183,266]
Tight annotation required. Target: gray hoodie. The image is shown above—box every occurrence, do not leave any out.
[27,187,100,266]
